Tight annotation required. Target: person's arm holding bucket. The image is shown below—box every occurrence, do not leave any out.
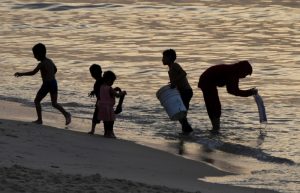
[168,63,187,89]
[162,49,193,134]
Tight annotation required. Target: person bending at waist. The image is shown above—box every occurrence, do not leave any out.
[198,60,257,134]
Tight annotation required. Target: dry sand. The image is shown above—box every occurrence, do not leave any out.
[0,100,279,193]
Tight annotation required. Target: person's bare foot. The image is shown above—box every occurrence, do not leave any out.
[65,113,71,125]
[104,132,116,139]
[88,131,94,135]
[32,119,42,124]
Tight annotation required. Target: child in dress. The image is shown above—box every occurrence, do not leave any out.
[88,64,125,135]
[97,70,126,138]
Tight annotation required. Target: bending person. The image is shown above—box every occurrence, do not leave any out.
[198,60,257,134]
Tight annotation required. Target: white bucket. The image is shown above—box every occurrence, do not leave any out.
[156,85,187,120]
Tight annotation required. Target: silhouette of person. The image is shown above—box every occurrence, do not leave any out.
[97,70,126,138]
[198,60,258,134]
[162,49,193,134]
[14,43,71,125]
[88,64,125,135]
[88,64,103,134]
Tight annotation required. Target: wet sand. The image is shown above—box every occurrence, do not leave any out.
[0,100,278,193]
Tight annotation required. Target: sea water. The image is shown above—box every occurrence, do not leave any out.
[0,1,299,193]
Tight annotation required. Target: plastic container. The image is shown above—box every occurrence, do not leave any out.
[156,85,187,120]
[254,93,267,123]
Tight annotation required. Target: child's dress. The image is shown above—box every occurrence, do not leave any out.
[97,85,116,121]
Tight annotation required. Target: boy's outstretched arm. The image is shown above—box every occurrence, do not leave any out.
[14,65,40,77]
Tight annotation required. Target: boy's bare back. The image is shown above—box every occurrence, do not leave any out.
[38,58,57,82]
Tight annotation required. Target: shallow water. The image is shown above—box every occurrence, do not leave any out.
[0,1,299,193]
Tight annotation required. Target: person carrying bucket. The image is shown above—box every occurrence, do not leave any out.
[162,49,193,134]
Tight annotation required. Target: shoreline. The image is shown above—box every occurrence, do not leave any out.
[0,100,279,193]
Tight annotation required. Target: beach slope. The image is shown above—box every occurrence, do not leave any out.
[0,100,278,193]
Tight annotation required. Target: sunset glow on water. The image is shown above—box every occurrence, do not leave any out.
[1,1,299,192]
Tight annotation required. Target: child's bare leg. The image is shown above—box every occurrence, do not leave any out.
[179,117,193,134]
[103,121,108,137]
[33,93,45,124]
[104,121,116,138]
[89,107,99,134]
[52,102,71,125]
[88,122,96,134]
[51,93,71,125]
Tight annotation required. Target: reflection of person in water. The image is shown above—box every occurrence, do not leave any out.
[198,60,257,134]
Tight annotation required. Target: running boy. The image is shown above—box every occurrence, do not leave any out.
[14,43,71,125]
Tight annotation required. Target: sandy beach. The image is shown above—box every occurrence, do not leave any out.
[0,100,279,193]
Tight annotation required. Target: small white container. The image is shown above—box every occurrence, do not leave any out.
[254,93,267,123]
[156,85,187,120]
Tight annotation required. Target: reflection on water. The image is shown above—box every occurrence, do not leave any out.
[174,131,294,166]
[0,1,300,193]
[256,128,267,147]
